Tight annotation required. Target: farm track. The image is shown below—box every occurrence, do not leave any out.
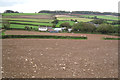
[2,38,118,78]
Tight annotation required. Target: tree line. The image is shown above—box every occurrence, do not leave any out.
[4,10,119,16]
[38,10,119,16]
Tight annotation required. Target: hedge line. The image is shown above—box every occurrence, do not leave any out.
[103,37,120,40]
[2,35,87,40]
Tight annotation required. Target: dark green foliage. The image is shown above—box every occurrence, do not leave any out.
[2,20,10,29]
[72,22,96,32]
[91,19,106,24]
[103,37,120,40]
[2,35,87,40]
[24,26,31,30]
[112,20,119,25]
[4,10,19,13]
[52,19,59,24]
[96,24,114,34]
[60,22,72,28]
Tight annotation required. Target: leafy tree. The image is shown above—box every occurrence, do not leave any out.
[91,19,106,24]
[96,24,114,34]
[24,26,31,30]
[72,22,96,32]
[4,10,19,13]
[52,19,59,24]
[60,22,72,28]
[2,20,10,29]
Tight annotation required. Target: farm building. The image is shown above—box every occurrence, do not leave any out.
[68,28,72,32]
[38,27,48,31]
[54,28,62,32]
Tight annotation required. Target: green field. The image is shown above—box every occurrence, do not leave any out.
[2,13,51,16]
[10,24,39,29]
[80,15,118,20]
[107,21,113,23]
[57,17,93,22]
[56,21,75,27]
[9,21,53,26]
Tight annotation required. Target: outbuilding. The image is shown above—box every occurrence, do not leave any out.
[38,27,48,31]
[54,28,62,32]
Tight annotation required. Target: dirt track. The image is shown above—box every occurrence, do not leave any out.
[2,30,118,78]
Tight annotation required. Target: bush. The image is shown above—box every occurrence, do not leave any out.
[91,19,107,24]
[72,22,96,33]
[2,20,10,29]
[60,22,72,28]
[96,24,114,34]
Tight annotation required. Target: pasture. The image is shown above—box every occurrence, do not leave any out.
[57,17,93,22]
[56,21,75,27]
[80,15,118,20]
[2,13,55,29]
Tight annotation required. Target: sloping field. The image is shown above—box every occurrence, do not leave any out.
[10,24,39,29]
[2,39,118,78]
[80,15,118,20]
[2,13,51,16]
[2,13,54,28]
[3,15,54,19]
[57,17,93,22]
[56,21,75,27]
[9,21,53,26]
[3,18,53,22]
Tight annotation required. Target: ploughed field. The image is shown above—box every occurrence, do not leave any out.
[5,30,119,40]
[2,30,118,78]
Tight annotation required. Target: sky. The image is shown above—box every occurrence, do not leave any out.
[0,0,119,13]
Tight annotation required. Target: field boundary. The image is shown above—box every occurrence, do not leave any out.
[2,35,87,40]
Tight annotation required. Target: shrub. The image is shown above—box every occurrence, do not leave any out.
[60,22,72,28]
[96,24,114,34]
[91,19,107,24]
[72,22,96,33]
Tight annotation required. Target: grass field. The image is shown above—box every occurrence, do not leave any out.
[57,17,93,22]
[2,13,54,29]
[80,15,118,20]
[9,21,53,26]
[10,24,39,29]
[2,13,52,16]
[56,21,75,27]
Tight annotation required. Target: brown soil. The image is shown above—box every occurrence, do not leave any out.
[2,30,118,78]
[3,15,54,19]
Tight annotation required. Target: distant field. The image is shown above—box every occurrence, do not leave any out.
[57,17,93,22]
[107,21,113,23]
[56,21,75,27]
[9,21,53,26]
[80,15,118,20]
[2,13,52,16]
[3,18,53,22]
[10,24,39,29]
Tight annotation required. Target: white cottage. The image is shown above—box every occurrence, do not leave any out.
[68,28,72,32]
[54,28,62,32]
[38,27,48,31]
